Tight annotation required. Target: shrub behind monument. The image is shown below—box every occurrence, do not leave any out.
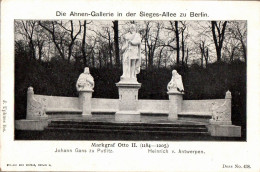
[15,57,246,132]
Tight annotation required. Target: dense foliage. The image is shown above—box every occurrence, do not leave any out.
[14,20,247,140]
[15,56,246,133]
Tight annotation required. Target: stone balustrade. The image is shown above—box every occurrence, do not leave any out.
[18,69,240,137]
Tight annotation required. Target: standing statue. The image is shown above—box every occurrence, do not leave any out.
[121,24,142,80]
[167,70,184,93]
[76,67,94,91]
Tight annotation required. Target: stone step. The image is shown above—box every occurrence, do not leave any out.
[47,123,208,132]
[178,114,212,123]
[49,120,206,128]
[47,114,82,119]
[45,120,210,137]
[45,127,210,135]
[46,108,82,114]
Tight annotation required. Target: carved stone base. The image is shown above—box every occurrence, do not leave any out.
[15,119,48,131]
[78,90,93,116]
[168,91,184,121]
[207,124,241,137]
[26,87,47,120]
[115,80,141,122]
[119,77,138,84]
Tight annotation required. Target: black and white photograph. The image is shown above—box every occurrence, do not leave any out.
[1,1,260,172]
[14,20,246,141]
[14,20,247,141]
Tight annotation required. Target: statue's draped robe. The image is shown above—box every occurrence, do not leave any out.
[76,73,94,91]
[167,72,184,92]
[176,73,184,91]
[122,32,141,78]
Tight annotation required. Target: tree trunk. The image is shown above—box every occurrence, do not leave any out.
[148,50,153,69]
[91,49,95,67]
[175,21,180,65]
[67,21,74,63]
[113,21,120,67]
[108,31,113,68]
[144,39,148,70]
[185,48,189,65]
[201,52,204,67]
[241,42,247,61]
[39,21,65,60]
[230,47,235,62]
[181,29,185,66]
[82,20,87,66]
[38,41,43,61]
[199,42,204,67]
[68,44,73,63]
[158,47,164,68]
[29,40,36,60]
[98,50,102,68]
[211,21,227,62]
[205,48,209,67]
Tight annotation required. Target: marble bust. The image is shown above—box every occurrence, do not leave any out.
[76,67,94,91]
[167,70,184,93]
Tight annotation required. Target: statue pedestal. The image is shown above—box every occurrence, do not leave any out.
[167,90,184,121]
[209,91,232,125]
[115,80,141,122]
[78,90,93,116]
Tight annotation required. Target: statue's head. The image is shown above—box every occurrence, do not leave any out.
[84,67,90,74]
[172,70,177,76]
[130,24,137,33]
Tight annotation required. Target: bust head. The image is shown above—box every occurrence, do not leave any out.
[172,70,177,76]
[84,67,90,74]
[130,24,137,33]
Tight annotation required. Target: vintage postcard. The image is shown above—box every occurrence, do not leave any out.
[1,0,260,171]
